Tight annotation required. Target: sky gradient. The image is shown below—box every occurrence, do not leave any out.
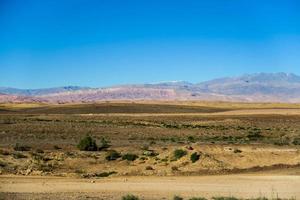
[0,0,300,89]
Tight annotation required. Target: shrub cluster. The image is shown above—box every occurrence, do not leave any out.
[173,149,187,160]
[14,143,31,151]
[77,136,111,151]
[77,136,98,151]
[122,194,139,200]
[190,152,200,163]
[122,153,138,161]
[105,150,121,161]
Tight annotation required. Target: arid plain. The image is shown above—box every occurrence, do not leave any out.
[0,101,300,200]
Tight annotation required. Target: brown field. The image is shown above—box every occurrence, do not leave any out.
[0,101,300,199]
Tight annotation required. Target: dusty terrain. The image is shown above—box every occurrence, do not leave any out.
[0,101,300,199]
[1,174,300,200]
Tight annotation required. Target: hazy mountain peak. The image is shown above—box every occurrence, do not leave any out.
[2,72,300,103]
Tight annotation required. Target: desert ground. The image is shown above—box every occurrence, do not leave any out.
[0,101,300,199]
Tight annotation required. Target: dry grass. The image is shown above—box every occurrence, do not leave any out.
[0,101,300,177]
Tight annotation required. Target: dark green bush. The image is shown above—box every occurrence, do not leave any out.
[105,150,121,161]
[247,130,263,141]
[122,194,139,200]
[173,195,183,200]
[122,153,138,161]
[98,137,111,150]
[187,136,196,143]
[190,152,200,163]
[189,198,207,200]
[292,138,300,145]
[14,143,31,151]
[77,135,98,151]
[0,160,7,167]
[13,152,27,159]
[35,149,44,154]
[173,149,187,160]
[82,171,117,178]
[53,145,61,150]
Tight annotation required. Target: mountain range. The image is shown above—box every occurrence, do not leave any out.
[1,72,300,103]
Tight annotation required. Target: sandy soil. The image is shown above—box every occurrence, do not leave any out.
[1,174,300,199]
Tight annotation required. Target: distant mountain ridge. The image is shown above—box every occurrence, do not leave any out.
[0,86,89,96]
[1,73,300,103]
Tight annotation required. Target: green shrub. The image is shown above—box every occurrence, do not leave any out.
[122,194,139,200]
[105,150,121,161]
[35,149,44,154]
[292,138,300,145]
[190,152,200,163]
[187,136,196,143]
[122,153,138,161]
[143,150,158,157]
[53,145,61,150]
[77,135,98,151]
[14,143,31,151]
[13,152,27,159]
[247,130,263,141]
[173,195,183,200]
[0,160,7,167]
[82,171,117,178]
[173,149,187,160]
[189,198,208,200]
[98,137,111,150]
[95,171,117,177]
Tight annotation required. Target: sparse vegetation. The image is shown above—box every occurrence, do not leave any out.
[13,152,27,159]
[105,150,121,161]
[98,137,111,150]
[187,136,196,143]
[173,195,184,200]
[292,138,300,145]
[0,160,7,167]
[35,149,44,153]
[190,152,200,163]
[81,171,117,178]
[122,153,138,161]
[122,194,140,200]
[53,145,61,150]
[173,149,187,160]
[143,150,158,157]
[212,197,239,200]
[1,102,300,180]
[14,143,31,151]
[77,135,98,151]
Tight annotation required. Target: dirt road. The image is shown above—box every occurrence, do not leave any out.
[1,175,300,199]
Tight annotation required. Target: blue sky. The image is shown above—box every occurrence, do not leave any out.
[0,0,300,89]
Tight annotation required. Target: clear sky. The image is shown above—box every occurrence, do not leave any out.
[0,0,300,89]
